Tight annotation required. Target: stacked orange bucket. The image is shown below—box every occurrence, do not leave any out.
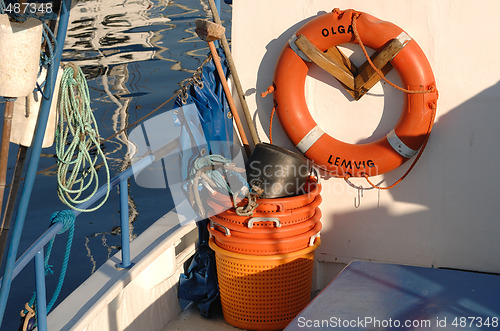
[208,178,322,330]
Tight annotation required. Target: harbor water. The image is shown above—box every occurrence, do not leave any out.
[0,0,232,329]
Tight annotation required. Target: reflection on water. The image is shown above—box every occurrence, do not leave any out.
[63,0,222,238]
[2,1,232,329]
[61,0,227,265]
[64,0,167,73]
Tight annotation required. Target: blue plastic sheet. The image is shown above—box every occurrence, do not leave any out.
[177,47,233,317]
[178,221,219,317]
[174,47,233,181]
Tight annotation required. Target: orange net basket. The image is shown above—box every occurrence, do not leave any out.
[209,238,320,330]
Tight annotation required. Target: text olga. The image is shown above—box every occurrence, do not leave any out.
[321,25,354,37]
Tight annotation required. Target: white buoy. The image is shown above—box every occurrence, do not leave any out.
[0,14,43,97]
[10,67,63,148]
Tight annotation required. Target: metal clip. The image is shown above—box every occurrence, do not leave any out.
[210,219,231,236]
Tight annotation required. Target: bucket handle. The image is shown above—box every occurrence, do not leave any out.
[275,203,285,212]
[210,220,231,236]
[247,217,281,228]
[257,202,285,212]
[309,232,320,246]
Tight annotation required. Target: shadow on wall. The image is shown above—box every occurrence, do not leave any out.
[253,11,326,152]
[381,80,500,205]
[251,6,500,273]
[320,81,500,273]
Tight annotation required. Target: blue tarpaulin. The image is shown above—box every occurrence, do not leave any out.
[174,47,233,177]
[176,47,232,317]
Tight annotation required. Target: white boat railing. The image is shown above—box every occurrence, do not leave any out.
[0,154,155,330]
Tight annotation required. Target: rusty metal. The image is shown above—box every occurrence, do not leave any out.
[0,100,15,221]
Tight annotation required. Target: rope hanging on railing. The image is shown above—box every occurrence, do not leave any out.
[56,64,110,212]
[21,210,76,329]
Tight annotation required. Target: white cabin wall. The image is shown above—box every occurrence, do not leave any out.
[231,0,500,274]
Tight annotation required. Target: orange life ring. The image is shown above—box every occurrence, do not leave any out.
[273,9,438,177]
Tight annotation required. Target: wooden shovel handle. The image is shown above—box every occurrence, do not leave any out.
[208,42,252,157]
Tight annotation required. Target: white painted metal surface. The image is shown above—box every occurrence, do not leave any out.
[232,0,500,273]
[0,15,43,97]
[47,206,197,331]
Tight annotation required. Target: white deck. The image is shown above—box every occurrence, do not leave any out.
[162,304,240,331]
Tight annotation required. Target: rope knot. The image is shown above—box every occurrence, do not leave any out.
[261,85,275,98]
[66,62,80,79]
[50,210,75,234]
[332,8,346,18]
[45,264,54,275]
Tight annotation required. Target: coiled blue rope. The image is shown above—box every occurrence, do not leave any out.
[23,210,75,324]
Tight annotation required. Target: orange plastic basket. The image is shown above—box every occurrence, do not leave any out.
[208,220,321,255]
[210,207,322,239]
[209,238,320,330]
[207,181,321,215]
[212,194,322,229]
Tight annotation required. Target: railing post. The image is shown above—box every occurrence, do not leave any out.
[116,178,132,269]
[34,249,48,331]
[0,157,154,327]
[0,0,73,325]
